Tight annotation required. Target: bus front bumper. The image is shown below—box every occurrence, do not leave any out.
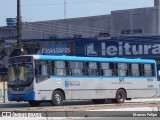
[8,91,35,101]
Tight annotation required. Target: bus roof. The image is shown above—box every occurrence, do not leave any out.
[17,55,156,63]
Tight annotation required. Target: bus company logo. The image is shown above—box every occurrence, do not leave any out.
[65,81,80,88]
[85,42,160,56]
[65,81,69,88]
[42,44,70,55]
[85,43,98,56]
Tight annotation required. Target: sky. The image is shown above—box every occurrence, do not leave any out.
[0,0,153,26]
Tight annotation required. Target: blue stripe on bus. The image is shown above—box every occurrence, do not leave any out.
[39,55,156,63]
[8,91,35,101]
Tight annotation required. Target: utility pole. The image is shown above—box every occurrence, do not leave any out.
[17,0,23,49]
[10,0,27,57]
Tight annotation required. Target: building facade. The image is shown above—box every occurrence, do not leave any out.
[0,0,160,40]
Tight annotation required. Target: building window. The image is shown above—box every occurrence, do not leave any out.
[137,29,142,34]
[121,29,142,35]
[126,30,131,34]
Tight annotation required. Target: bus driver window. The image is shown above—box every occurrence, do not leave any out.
[35,61,49,83]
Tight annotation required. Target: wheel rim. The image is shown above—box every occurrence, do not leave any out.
[118,93,124,102]
[54,93,62,104]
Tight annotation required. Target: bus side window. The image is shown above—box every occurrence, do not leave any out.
[54,61,66,76]
[131,63,140,76]
[101,63,112,76]
[144,64,152,76]
[41,61,49,76]
[35,61,41,76]
[69,61,83,76]
[37,61,50,76]
[35,60,50,83]
[88,62,98,76]
[117,63,127,76]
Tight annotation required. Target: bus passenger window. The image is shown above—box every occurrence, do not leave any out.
[101,63,112,76]
[144,64,152,76]
[117,63,127,76]
[87,62,98,76]
[69,62,83,76]
[54,61,66,76]
[131,64,139,76]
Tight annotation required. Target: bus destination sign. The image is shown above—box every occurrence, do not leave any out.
[10,57,32,63]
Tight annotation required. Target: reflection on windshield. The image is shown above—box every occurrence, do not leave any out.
[8,63,33,87]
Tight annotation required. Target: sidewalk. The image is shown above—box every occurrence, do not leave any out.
[127,97,160,103]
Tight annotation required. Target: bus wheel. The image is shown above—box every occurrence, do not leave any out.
[115,89,126,103]
[51,91,64,106]
[92,99,106,104]
[28,101,40,107]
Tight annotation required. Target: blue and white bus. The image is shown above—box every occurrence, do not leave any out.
[8,55,158,107]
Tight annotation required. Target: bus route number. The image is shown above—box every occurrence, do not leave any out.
[119,78,125,83]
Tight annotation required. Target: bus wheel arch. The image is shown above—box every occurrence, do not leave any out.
[113,88,127,103]
[51,89,65,106]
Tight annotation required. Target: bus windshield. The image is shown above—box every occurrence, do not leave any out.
[8,63,34,87]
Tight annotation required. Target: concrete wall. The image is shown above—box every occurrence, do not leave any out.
[111,7,157,36]
[22,15,111,39]
[155,0,160,7]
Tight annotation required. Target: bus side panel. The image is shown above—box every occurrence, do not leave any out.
[71,90,90,99]
[65,90,116,99]
[35,91,53,101]
[64,77,157,99]
[34,77,157,101]
[89,90,116,99]
[34,78,64,101]
[126,90,156,98]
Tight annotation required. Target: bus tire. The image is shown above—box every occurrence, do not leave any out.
[28,101,40,107]
[115,89,126,103]
[51,91,64,106]
[92,99,106,104]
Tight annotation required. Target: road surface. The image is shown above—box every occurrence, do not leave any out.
[0,98,160,119]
